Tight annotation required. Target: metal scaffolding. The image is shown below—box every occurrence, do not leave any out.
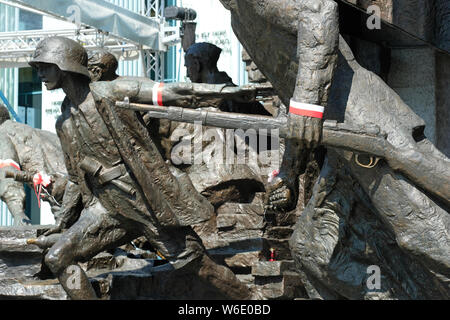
[0,0,180,80]
[0,28,141,67]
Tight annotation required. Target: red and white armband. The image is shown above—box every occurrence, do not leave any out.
[267,169,280,183]
[152,82,164,107]
[32,171,52,208]
[289,99,324,119]
[0,159,21,171]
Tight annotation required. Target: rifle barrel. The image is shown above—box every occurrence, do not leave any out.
[116,101,287,133]
[4,170,34,183]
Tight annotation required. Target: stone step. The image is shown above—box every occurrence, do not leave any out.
[0,277,68,300]
[236,273,255,284]
[0,226,51,280]
[206,237,264,256]
[216,193,265,218]
[251,260,297,277]
[263,226,295,240]
[261,238,292,261]
[90,264,227,300]
[216,213,264,230]
[0,226,51,253]
[217,229,264,244]
[253,274,307,300]
[224,251,260,269]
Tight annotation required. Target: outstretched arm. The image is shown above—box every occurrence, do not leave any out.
[267,0,339,211]
[288,0,339,148]
[139,81,257,108]
[92,78,256,109]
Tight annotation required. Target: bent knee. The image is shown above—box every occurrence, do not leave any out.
[45,245,74,275]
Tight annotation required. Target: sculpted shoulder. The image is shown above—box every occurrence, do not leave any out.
[0,119,35,137]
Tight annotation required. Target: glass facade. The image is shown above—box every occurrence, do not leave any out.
[19,9,43,30]
[164,0,178,82]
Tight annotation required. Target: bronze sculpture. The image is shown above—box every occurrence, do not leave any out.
[0,105,68,225]
[87,50,119,82]
[157,42,268,209]
[14,0,447,299]
[30,36,254,300]
[0,51,123,227]
[215,0,450,299]
[184,42,234,85]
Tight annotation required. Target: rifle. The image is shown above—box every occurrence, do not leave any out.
[115,99,389,159]
[115,99,450,205]
[241,83,275,101]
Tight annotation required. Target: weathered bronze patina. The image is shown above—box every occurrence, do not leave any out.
[218,0,450,299]
[29,36,254,300]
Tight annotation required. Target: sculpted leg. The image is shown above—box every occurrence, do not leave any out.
[142,225,252,300]
[45,200,138,300]
[45,225,97,299]
[195,254,252,300]
[289,154,439,299]
[0,177,30,225]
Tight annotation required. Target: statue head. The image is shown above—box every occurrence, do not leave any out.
[185,42,222,83]
[29,36,90,90]
[88,50,119,82]
[0,104,11,125]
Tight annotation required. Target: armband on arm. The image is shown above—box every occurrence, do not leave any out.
[289,100,325,119]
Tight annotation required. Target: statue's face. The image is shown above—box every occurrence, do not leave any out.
[88,63,103,82]
[185,55,201,83]
[35,62,63,90]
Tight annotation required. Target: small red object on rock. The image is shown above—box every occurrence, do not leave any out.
[269,248,276,261]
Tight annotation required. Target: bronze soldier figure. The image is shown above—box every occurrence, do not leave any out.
[30,36,253,300]
[87,50,119,82]
[184,42,271,116]
[0,51,121,227]
[219,0,450,299]
[153,42,268,208]
[184,42,234,85]
[0,105,68,225]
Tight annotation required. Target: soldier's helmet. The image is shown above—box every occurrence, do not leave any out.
[29,36,90,79]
